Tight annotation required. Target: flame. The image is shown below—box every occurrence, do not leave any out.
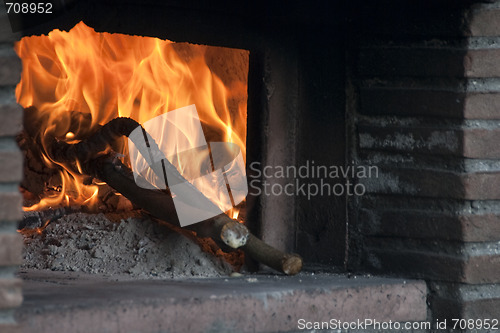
[15,22,248,213]
[21,218,51,237]
[230,208,240,220]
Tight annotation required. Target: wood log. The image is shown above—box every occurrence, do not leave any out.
[24,108,304,275]
[89,156,302,275]
[87,155,250,251]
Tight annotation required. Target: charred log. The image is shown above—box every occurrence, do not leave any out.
[20,207,79,230]
[22,107,303,275]
[86,156,302,275]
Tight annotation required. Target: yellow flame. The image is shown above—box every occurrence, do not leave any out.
[231,209,240,220]
[15,22,248,212]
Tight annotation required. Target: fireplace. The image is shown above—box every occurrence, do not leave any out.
[8,0,349,273]
[14,23,255,278]
[1,0,500,332]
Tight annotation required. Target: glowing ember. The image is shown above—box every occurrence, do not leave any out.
[15,22,248,215]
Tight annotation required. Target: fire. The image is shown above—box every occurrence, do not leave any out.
[230,208,240,220]
[15,22,248,214]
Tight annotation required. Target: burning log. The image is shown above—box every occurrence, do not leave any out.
[88,156,302,275]
[20,207,78,230]
[86,155,249,250]
[25,108,303,275]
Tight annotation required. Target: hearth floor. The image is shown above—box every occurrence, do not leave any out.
[15,269,427,333]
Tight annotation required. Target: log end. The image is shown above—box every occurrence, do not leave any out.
[220,220,249,249]
[282,254,303,276]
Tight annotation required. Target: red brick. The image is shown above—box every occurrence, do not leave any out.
[0,102,22,137]
[365,239,500,284]
[464,254,500,284]
[0,278,22,309]
[15,274,428,333]
[469,7,500,37]
[363,168,500,200]
[363,168,462,198]
[0,145,22,183]
[0,192,22,221]
[364,244,465,282]
[463,128,500,158]
[460,214,500,242]
[430,282,500,321]
[462,172,500,200]
[359,126,500,159]
[0,234,23,266]
[0,48,21,86]
[465,49,500,77]
[358,125,462,156]
[0,323,23,333]
[464,92,500,119]
[360,209,500,242]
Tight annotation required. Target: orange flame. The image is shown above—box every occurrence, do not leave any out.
[15,22,248,213]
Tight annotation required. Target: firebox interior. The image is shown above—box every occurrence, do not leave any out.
[17,21,250,278]
[1,1,439,332]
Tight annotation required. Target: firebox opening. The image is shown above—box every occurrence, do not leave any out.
[16,21,250,279]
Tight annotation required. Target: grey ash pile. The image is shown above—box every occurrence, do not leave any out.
[21,211,234,279]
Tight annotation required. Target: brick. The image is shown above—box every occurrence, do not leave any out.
[0,102,22,137]
[0,192,22,221]
[462,172,500,200]
[0,279,22,310]
[362,168,460,198]
[359,71,500,121]
[463,128,500,158]
[364,244,465,282]
[359,209,500,242]
[464,254,500,284]
[464,92,500,119]
[364,238,500,283]
[0,48,21,86]
[465,49,500,77]
[459,214,500,242]
[358,125,462,156]
[0,143,22,183]
[362,167,500,200]
[0,323,23,333]
[360,87,465,118]
[0,234,22,266]
[429,282,500,321]
[359,125,500,159]
[469,6,500,37]
[358,46,466,78]
[16,273,428,333]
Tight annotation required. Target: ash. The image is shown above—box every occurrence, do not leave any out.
[21,212,234,279]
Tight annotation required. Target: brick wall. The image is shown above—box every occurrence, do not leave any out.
[0,7,24,333]
[348,0,500,322]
